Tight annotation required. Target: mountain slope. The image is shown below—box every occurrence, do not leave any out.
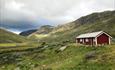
[20,29,37,36]
[0,28,28,43]
[23,25,54,40]
[34,25,54,34]
[20,25,54,37]
[30,10,115,44]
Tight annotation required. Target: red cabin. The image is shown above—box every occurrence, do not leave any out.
[76,31,112,46]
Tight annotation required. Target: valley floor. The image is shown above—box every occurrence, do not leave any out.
[0,43,115,70]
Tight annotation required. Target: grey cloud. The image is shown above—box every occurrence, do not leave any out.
[1,0,114,21]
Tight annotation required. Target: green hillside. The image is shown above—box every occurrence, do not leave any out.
[34,44,115,70]
[0,28,28,43]
[28,25,54,40]
[30,11,115,44]
[0,43,115,70]
[35,25,54,34]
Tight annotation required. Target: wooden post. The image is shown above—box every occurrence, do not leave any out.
[95,37,97,46]
[109,37,111,45]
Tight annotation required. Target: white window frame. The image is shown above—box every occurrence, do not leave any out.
[85,39,89,42]
[80,39,82,42]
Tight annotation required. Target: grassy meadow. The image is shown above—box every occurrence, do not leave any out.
[0,43,114,70]
[0,42,40,53]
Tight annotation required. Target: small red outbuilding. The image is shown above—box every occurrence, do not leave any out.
[76,31,112,46]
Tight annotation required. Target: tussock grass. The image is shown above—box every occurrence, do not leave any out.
[0,43,115,70]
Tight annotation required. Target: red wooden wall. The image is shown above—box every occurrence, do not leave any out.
[97,33,109,44]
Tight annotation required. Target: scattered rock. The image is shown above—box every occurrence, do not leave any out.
[59,46,67,51]
[85,51,97,60]
[14,67,20,70]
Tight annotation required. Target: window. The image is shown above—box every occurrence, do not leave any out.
[85,39,89,42]
[80,39,82,42]
[93,38,96,42]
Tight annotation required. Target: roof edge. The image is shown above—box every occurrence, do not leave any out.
[76,31,112,39]
[96,31,112,38]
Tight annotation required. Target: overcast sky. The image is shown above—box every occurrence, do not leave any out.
[0,0,115,33]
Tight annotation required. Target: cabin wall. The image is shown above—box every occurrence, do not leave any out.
[84,38,95,45]
[77,38,95,45]
[97,34,109,45]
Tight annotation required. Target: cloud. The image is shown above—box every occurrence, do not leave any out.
[63,0,115,19]
[5,0,25,11]
[0,0,37,21]
[1,0,114,21]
